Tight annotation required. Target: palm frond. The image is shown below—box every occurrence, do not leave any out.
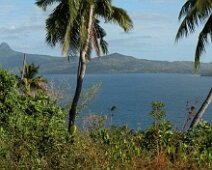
[178,0,196,20]
[100,38,108,55]
[176,0,212,71]
[79,16,88,50]
[35,0,61,11]
[94,20,108,55]
[95,0,113,20]
[63,20,73,56]
[109,6,133,32]
[196,0,212,22]
[25,64,39,79]
[91,19,100,57]
[62,0,81,55]
[176,0,212,41]
[176,7,199,41]
[94,19,106,38]
[46,2,69,47]
[195,15,212,70]
[45,0,80,56]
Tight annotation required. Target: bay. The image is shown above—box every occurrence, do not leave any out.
[45,73,212,130]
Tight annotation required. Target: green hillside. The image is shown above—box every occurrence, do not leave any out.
[0,42,211,75]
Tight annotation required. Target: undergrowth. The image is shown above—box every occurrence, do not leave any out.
[0,69,211,169]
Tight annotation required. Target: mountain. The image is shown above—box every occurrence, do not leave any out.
[0,42,211,75]
[0,42,17,57]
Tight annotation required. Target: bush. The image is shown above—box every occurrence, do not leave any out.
[0,69,211,169]
[0,69,71,168]
[0,69,20,127]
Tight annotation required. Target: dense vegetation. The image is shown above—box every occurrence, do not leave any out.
[0,69,211,169]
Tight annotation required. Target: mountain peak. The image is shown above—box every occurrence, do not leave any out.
[110,52,122,56]
[0,42,12,51]
[108,52,136,60]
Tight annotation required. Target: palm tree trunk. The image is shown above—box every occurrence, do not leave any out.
[21,54,27,80]
[190,87,212,128]
[68,5,94,132]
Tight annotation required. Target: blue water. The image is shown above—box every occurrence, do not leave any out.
[45,73,212,130]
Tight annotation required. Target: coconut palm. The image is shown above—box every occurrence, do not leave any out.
[176,0,212,69]
[176,0,212,128]
[19,63,47,96]
[190,88,212,128]
[24,64,47,91]
[36,0,133,132]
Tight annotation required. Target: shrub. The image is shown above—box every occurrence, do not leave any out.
[0,69,71,168]
[0,69,211,169]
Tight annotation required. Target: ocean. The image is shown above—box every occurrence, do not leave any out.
[45,73,212,130]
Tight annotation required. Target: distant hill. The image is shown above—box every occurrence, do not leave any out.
[0,42,211,75]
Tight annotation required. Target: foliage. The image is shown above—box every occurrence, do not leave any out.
[0,69,71,169]
[185,121,212,163]
[36,0,133,57]
[176,0,212,70]
[150,101,165,124]
[17,63,47,96]
[0,70,211,169]
[0,69,20,127]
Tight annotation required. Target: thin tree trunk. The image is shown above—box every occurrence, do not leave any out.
[190,87,212,128]
[21,54,27,80]
[68,5,94,132]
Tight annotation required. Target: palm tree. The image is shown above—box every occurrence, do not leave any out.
[176,0,212,128]
[19,63,47,96]
[176,0,212,69]
[190,88,212,128]
[36,0,133,132]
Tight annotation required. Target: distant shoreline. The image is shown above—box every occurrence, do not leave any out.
[43,72,203,76]
[1,42,212,76]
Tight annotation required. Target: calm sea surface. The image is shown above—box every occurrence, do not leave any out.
[45,73,212,130]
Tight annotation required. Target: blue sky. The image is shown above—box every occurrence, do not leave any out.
[0,0,212,62]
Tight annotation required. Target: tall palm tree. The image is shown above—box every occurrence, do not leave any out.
[36,0,133,132]
[176,0,212,128]
[176,0,212,69]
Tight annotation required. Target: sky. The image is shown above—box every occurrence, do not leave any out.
[0,0,212,62]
